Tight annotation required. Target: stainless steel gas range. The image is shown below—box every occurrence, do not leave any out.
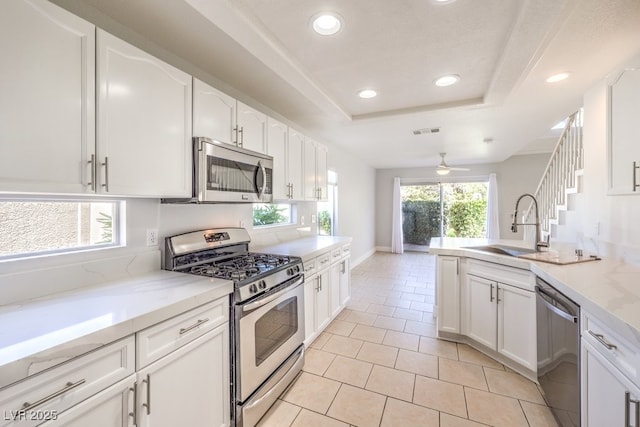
[164,228,305,427]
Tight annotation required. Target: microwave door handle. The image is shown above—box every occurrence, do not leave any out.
[256,161,267,199]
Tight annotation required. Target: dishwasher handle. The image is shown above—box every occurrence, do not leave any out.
[536,285,578,323]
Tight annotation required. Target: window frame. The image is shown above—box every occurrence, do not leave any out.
[0,196,125,261]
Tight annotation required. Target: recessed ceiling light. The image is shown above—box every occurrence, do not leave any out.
[312,13,342,36]
[546,72,570,83]
[357,89,377,99]
[434,74,460,87]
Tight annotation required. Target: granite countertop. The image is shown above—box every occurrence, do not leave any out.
[252,235,352,261]
[429,237,640,347]
[0,271,233,390]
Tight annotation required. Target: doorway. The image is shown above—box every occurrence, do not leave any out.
[401,181,488,251]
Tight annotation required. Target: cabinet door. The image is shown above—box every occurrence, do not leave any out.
[608,68,640,195]
[97,30,192,197]
[316,143,328,201]
[465,274,496,349]
[329,262,341,317]
[339,257,351,306]
[287,129,305,200]
[267,118,289,200]
[137,325,230,427]
[315,269,331,332]
[436,256,460,334]
[304,274,317,341]
[45,376,136,427]
[304,138,318,200]
[0,0,95,194]
[497,283,536,370]
[237,101,267,153]
[193,78,236,144]
[582,340,640,427]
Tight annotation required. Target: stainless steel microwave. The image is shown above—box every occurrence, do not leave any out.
[162,137,273,203]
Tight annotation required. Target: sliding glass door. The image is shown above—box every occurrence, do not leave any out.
[401,181,488,251]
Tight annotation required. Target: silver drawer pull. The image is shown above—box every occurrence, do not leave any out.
[142,374,151,415]
[179,318,210,335]
[588,330,618,350]
[21,379,86,412]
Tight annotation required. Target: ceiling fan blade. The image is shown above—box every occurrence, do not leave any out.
[447,167,471,171]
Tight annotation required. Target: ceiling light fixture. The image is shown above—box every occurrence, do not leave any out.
[434,74,460,87]
[357,89,377,99]
[433,0,457,4]
[312,13,342,36]
[546,72,570,83]
[436,168,451,176]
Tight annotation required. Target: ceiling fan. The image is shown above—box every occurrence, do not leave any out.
[436,152,470,175]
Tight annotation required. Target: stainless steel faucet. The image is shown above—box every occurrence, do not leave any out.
[511,193,549,252]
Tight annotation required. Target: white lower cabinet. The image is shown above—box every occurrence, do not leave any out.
[135,324,230,427]
[436,256,460,334]
[582,340,640,426]
[465,273,536,371]
[44,376,136,427]
[303,245,351,344]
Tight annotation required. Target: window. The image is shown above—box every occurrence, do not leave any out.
[0,200,122,259]
[252,203,292,227]
[318,170,337,235]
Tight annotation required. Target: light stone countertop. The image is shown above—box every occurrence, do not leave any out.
[0,271,233,390]
[429,237,640,348]
[252,235,352,261]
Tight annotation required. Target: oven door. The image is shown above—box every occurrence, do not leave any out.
[196,137,273,203]
[236,275,304,402]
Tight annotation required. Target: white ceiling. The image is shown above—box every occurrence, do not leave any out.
[58,0,640,169]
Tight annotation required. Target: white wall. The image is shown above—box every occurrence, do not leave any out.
[374,153,550,250]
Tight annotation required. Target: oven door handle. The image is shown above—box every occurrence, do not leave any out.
[242,276,304,313]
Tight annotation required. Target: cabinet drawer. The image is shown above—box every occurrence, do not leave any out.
[466,259,534,291]
[0,336,135,427]
[137,298,228,369]
[316,252,331,271]
[332,248,342,261]
[582,311,640,385]
[341,244,351,257]
[303,258,317,276]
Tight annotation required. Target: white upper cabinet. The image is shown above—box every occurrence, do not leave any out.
[0,0,95,194]
[97,30,192,197]
[193,78,236,144]
[287,128,305,200]
[608,67,640,194]
[304,138,329,201]
[267,120,305,201]
[236,101,267,153]
[193,79,267,154]
[267,118,289,200]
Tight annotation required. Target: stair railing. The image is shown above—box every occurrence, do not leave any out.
[522,108,583,241]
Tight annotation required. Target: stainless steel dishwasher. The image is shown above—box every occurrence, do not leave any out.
[536,277,580,427]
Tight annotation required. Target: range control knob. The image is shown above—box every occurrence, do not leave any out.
[258,280,267,290]
[287,268,293,276]
[249,284,258,294]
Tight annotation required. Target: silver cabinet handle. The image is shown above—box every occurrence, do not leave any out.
[490,283,494,302]
[588,330,618,350]
[20,379,86,412]
[142,374,151,415]
[625,392,640,427]
[101,157,109,192]
[634,161,639,192]
[129,382,138,426]
[87,154,96,191]
[179,318,210,335]
[341,260,346,273]
[497,286,501,304]
[239,126,244,147]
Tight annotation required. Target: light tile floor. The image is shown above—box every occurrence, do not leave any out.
[258,252,559,427]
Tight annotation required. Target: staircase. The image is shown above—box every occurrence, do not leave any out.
[523,109,584,242]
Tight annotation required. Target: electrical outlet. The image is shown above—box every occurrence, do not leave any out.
[594,221,600,236]
[240,220,246,228]
[311,214,317,224]
[300,216,304,225]
[146,229,158,246]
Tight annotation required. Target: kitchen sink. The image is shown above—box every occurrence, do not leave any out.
[463,244,537,257]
